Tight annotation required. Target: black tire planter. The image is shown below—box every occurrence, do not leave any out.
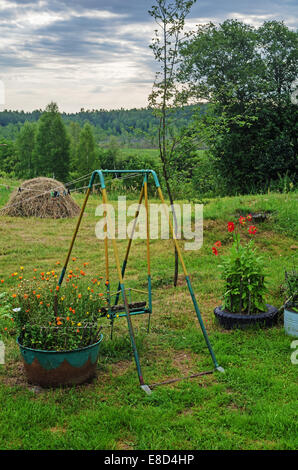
[214,304,278,330]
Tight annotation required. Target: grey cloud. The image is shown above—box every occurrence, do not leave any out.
[0,0,297,111]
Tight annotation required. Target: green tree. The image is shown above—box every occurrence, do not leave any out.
[34,102,70,181]
[15,121,36,178]
[179,20,298,193]
[0,139,17,175]
[148,0,196,285]
[98,136,120,169]
[76,122,96,174]
[68,121,81,172]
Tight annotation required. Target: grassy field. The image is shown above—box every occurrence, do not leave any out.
[0,182,297,450]
[118,147,159,160]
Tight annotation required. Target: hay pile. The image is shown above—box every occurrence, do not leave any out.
[2,177,81,219]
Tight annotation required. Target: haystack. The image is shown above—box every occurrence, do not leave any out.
[2,177,81,219]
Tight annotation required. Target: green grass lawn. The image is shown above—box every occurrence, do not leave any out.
[0,185,297,450]
[118,147,160,160]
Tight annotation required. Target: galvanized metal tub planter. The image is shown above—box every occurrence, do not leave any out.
[17,334,103,387]
[284,308,298,337]
[214,304,278,330]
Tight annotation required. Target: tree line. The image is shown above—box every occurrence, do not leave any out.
[0,11,297,196]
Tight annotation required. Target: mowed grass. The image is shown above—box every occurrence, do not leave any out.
[0,185,297,450]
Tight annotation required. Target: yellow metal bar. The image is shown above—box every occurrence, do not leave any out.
[157,187,188,277]
[124,185,144,263]
[102,188,123,283]
[63,187,91,270]
[103,192,109,282]
[144,180,151,276]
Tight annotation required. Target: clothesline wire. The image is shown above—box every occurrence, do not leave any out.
[0,172,143,213]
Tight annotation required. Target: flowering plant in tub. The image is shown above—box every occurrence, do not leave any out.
[212,215,278,329]
[1,260,104,386]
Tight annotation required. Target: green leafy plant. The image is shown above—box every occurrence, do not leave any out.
[0,263,104,351]
[212,216,267,314]
[284,267,298,313]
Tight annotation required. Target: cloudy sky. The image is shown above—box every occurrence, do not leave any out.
[0,0,297,112]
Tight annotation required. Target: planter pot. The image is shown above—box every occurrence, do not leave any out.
[284,308,298,337]
[17,334,103,387]
[214,304,278,330]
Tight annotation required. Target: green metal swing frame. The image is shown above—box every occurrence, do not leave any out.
[58,169,224,394]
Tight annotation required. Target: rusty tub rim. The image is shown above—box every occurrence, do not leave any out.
[17,334,103,355]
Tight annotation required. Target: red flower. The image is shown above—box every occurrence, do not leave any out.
[248,225,257,235]
[212,247,219,256]
[227,222,235,233]
[214,241,222,248]
[239,216,246,225]
[246,214,252,221]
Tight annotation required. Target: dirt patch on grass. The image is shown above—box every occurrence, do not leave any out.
[96,360,132,384]
[116,437,135,450]
[0,361,29,389]
[172,351,197,375]
[49,426,67,434]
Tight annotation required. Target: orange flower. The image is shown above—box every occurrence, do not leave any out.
[33,290,36,295]
[1,280,4,284]
[80,270,85,276]
[41,272,44,276]
[66,316,70,321]
[69,307,72,312]
[72,257,77,261]
[40,301,43,305]
[99,293,103,297]
[24,294,28,299]
[56,286,60,291]
[57,321,62,326]
[34,268,37,272]
[12,294,17,298]
[76,329,80,333]
[69,270,73,274]
[36,294,41,299]
[72,309,75,314]
[78,293,82,299]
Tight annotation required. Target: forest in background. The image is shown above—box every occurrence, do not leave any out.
[0,18,297,199]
